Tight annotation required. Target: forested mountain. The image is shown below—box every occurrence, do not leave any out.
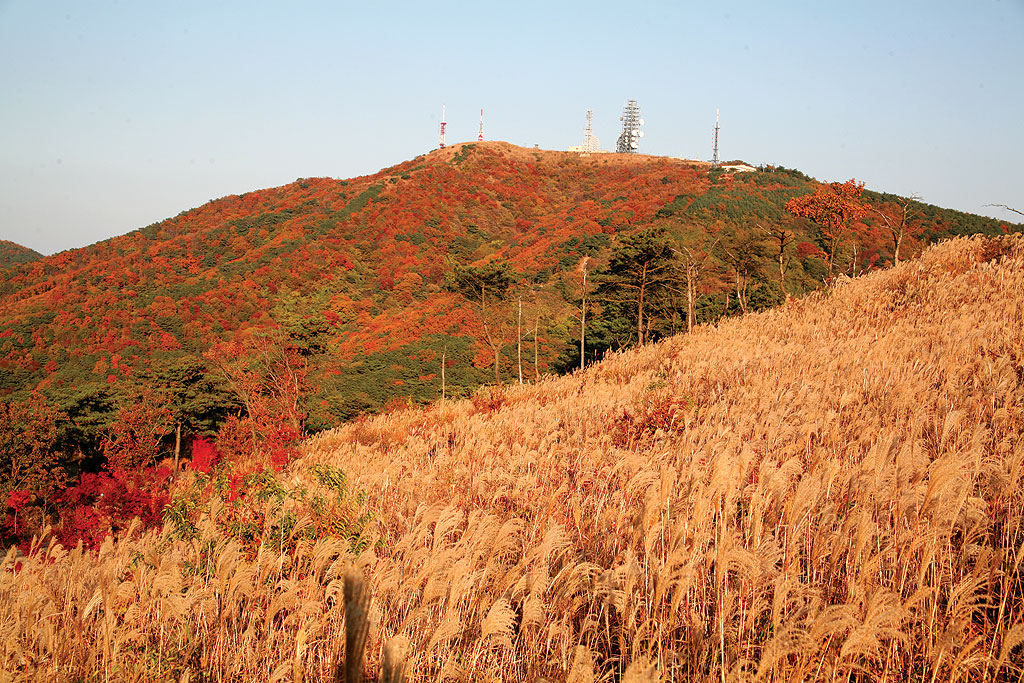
[0,142,1019,540]
[0,240,42,272]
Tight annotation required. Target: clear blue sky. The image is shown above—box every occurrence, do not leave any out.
[1,0,1022,255]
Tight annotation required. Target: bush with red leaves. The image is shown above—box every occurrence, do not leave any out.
[188,436,222,475]
[56,467,171,549]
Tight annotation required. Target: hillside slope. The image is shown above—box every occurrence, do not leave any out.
[0,240,42,271]
[0,143,1017,470]
[5,235,1022,681]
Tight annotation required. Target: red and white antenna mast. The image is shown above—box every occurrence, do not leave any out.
[477,108,484,141]
[439,104,447,149]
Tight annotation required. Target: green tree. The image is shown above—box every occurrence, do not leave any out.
[720,228,767,315]
[445,263,517,384]
[46,381,115,468]
[271,288,333,357]
[141,354,238,472]
[594,227,678,346]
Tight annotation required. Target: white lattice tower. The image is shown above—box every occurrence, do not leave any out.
[616,99,644,153]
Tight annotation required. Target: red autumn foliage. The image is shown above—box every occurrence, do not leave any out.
[785,179,867,277]
[6,490,31,511]
[57,467,171,549]
[796,241,825,259]
[102,398,173,471]
[0,392,66,502]
[188,436,222,474]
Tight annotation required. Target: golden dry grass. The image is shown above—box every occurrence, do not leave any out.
[3,235,1023,681]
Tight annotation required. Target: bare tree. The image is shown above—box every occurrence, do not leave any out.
[673,238,719,334]
[756,223,795,296]
[986,204,1024,218]
[562,259,593,371]
[516,295,523,384]
[440,345,447,400]
[578,259,589,371]
[871,194,921,265]
[721,231,765,315]
[533,308,541,381]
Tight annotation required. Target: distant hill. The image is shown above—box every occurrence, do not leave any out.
[0,240,42,271]
[0,141,1019,452]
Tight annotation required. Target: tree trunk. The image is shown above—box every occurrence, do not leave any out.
[441,346,446,400]
[580,278,586,371]
[686,267,696,334]
[826,236,840,279]
[493,343,501,384]
[173,422,181,474]
[580,266,588,370]
[482,319,501,385]
[517,296,523,384]
[534,313,540,381]
[637,267,647,346]
[778,248,786,296]
[736,272,748,315]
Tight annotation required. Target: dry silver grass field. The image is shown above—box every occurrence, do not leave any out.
[3,235,1023,682]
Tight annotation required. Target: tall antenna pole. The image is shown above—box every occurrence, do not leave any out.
[439,104,447,149]
[478,108,485,141]
[712,108,720,166]
[583,109,600,152]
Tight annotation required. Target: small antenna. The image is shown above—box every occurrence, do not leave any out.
[712,108,720,166]
[478,108,485,141]
[439,104,447,149]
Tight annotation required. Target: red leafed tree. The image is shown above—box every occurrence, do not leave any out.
[785,179,867,278]
[101,394,173,471]
[204,329,307,467]
[0,392,66,502]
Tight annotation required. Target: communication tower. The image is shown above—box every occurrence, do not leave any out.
[439,105,447,149]
[478,109,485,141]
[616,99,644,154]
[582,109,600,152]
[712,108,720,166]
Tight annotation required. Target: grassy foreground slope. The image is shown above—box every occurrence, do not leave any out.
[4,235,1024,681]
